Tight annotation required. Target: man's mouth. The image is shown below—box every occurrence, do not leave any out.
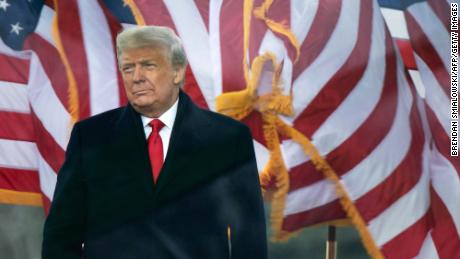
[133,89,151,96]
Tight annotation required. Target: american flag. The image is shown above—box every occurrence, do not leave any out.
[380,0,460,258]
[0,0,457,258]
[0,0,134,212]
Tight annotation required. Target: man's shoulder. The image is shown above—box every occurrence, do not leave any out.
[75,106,126,129]
[197,108,250,136]
[180,91,249,135]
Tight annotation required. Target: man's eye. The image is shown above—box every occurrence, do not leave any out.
[144,63,156,70]
[122,67,134,73]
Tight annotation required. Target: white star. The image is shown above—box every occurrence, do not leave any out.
[0,0,10,11]
[10,22,24,35]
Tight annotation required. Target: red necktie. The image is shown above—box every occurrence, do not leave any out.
[148,119,165,183]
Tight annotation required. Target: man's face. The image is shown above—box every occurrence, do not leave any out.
[120,46,184,117]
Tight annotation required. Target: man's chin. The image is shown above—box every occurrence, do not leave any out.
[132,101,166,117]
[131,96,155,108]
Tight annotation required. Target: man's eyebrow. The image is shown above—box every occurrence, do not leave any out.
[122,58,155,64]
[139,59,155,64]
[139,59,154,64]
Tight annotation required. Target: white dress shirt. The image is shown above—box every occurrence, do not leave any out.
[141,98,179,160]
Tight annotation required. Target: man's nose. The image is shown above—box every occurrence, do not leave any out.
[133,65,144,83]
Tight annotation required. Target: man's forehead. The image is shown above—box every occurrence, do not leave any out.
[123,45,168,55]
[121,47,168,62]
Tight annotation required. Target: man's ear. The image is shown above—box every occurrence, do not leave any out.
[173,66,186,85]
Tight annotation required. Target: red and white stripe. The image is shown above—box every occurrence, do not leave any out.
[54,0,125,117]
[380,0,460,258]
[383,0,460,257]
[0,2,128,211]
[77,0,121,115]
[0,35,40,201]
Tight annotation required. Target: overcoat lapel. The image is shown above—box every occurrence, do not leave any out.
[111,104,155,198]
[154,91,209,200]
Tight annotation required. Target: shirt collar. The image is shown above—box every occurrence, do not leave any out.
[141,97,179,130]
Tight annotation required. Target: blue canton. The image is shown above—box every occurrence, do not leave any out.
[0,0,44,50]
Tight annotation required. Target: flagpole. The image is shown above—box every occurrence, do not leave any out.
[326,226,337,259]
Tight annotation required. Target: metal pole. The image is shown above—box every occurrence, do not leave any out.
[326,225,337,259]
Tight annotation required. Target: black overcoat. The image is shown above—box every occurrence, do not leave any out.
[42,91,267,259]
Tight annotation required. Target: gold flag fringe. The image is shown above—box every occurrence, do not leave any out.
[275,119,385,259]
[259,112,290,241]
[0,189,43,206]
[217,1,385,258]
[216,52,288,120]
[123,0,145,26]
[242,0,253,83]
[253,0,301,62]
[52,0,79,127]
